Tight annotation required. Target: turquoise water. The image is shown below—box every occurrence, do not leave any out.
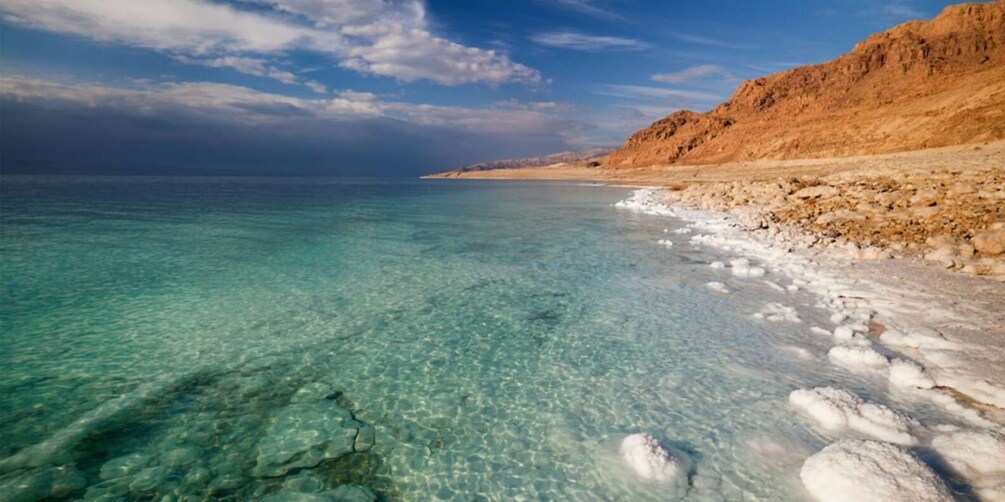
[0,177,963,500]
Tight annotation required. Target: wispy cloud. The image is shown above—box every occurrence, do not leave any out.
[530,32,648,51]
[593,84,722,102]
[651,64,733,84]
[880,1,924,21]
[669,32,748,50]
[0,0,542,86]
[549,0,628,22]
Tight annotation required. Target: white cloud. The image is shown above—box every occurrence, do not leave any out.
[593,84,722,102]
[304,80,328,94]
[174,56,299,85]
[549,0,627,22]
[0,75,571,135]
[529,32,648,51]
[0,0,541,86]
[651,65,733,84]
[669,32,746,50]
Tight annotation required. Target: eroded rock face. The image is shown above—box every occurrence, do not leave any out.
[252,384,375,478]
[605,1,1005,168]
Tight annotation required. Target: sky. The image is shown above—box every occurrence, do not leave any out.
[0,0,966,176]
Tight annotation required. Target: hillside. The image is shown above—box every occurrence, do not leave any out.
[605,0,1005,168]
[445,148,612,174]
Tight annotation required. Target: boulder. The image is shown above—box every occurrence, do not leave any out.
[972,227,1005,256]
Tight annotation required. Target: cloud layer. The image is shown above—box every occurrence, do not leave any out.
[0,75,581,175]
[0,0,541,87]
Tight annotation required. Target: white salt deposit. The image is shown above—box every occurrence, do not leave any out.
[618,433,689,483]
[657,239,674,248]
[613,189,677,216]
[753,303,801,323]
[800,440,953,502]
[810,327,832,337]
[827,346,889,371]
[709,261,725,269]
[789,387,918,445]
[673,227,692,234]
[728,258,766,277]
[888,359,935,390]
[931,430,1005,501]
[705,282,729,293]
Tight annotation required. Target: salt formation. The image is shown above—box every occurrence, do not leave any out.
[613,189,677,216]
[728,258,766,277]
[789,387,918,445]
[619,433,689,483]
[932,430,1005,501]
[657,239,674,248]
[705,282,729,293]
[827,346,889,371]
[753,303,801,322]
[888,359,935,389]
[800,440,953,502]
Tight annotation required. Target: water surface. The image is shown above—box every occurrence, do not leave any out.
[0,177,963,500]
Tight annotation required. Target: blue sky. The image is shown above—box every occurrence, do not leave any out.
[0,0,965,175]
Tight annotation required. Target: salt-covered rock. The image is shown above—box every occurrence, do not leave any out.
[789,387,917,445]
[705,281,729,293]
[827,346,889,371]
[657,239,674,248]
[614,189,677,216]
[888,359,935,389]
[800,440,953,502]
[619,433,689,483]
[931,430,1005,501]
[753,303,801,322]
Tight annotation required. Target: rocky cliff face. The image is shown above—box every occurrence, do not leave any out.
[605,1,1005,168]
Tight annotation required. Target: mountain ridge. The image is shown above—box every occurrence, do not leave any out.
[605,0,1005,168]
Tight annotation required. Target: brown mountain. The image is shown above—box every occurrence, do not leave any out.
[605,0,1005,168]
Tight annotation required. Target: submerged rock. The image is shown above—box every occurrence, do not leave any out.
[252,384,374,478]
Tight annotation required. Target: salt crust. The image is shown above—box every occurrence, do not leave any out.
[800,440,953,502]
[619,433,690,484]
[789,387,918,445]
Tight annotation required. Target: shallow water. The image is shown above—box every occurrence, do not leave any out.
[0,177,974,500]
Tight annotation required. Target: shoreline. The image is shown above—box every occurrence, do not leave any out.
[426,142,1005,281]
[614,187,1005,499]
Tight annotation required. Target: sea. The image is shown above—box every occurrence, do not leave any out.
[0,176,968,500]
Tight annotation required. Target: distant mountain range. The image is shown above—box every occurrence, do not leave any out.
[605,0,1005,168]
[451,148,614,173]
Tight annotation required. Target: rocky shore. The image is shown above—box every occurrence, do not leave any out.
[666,147,1005,279]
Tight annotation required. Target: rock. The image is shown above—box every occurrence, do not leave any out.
[162,447,203,468]
[329,484,378,502]
[100,453,153,480]
[0,466,87,501]
[252,384,372,477]
[973,227,1005,256]
[794,185,840,199]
